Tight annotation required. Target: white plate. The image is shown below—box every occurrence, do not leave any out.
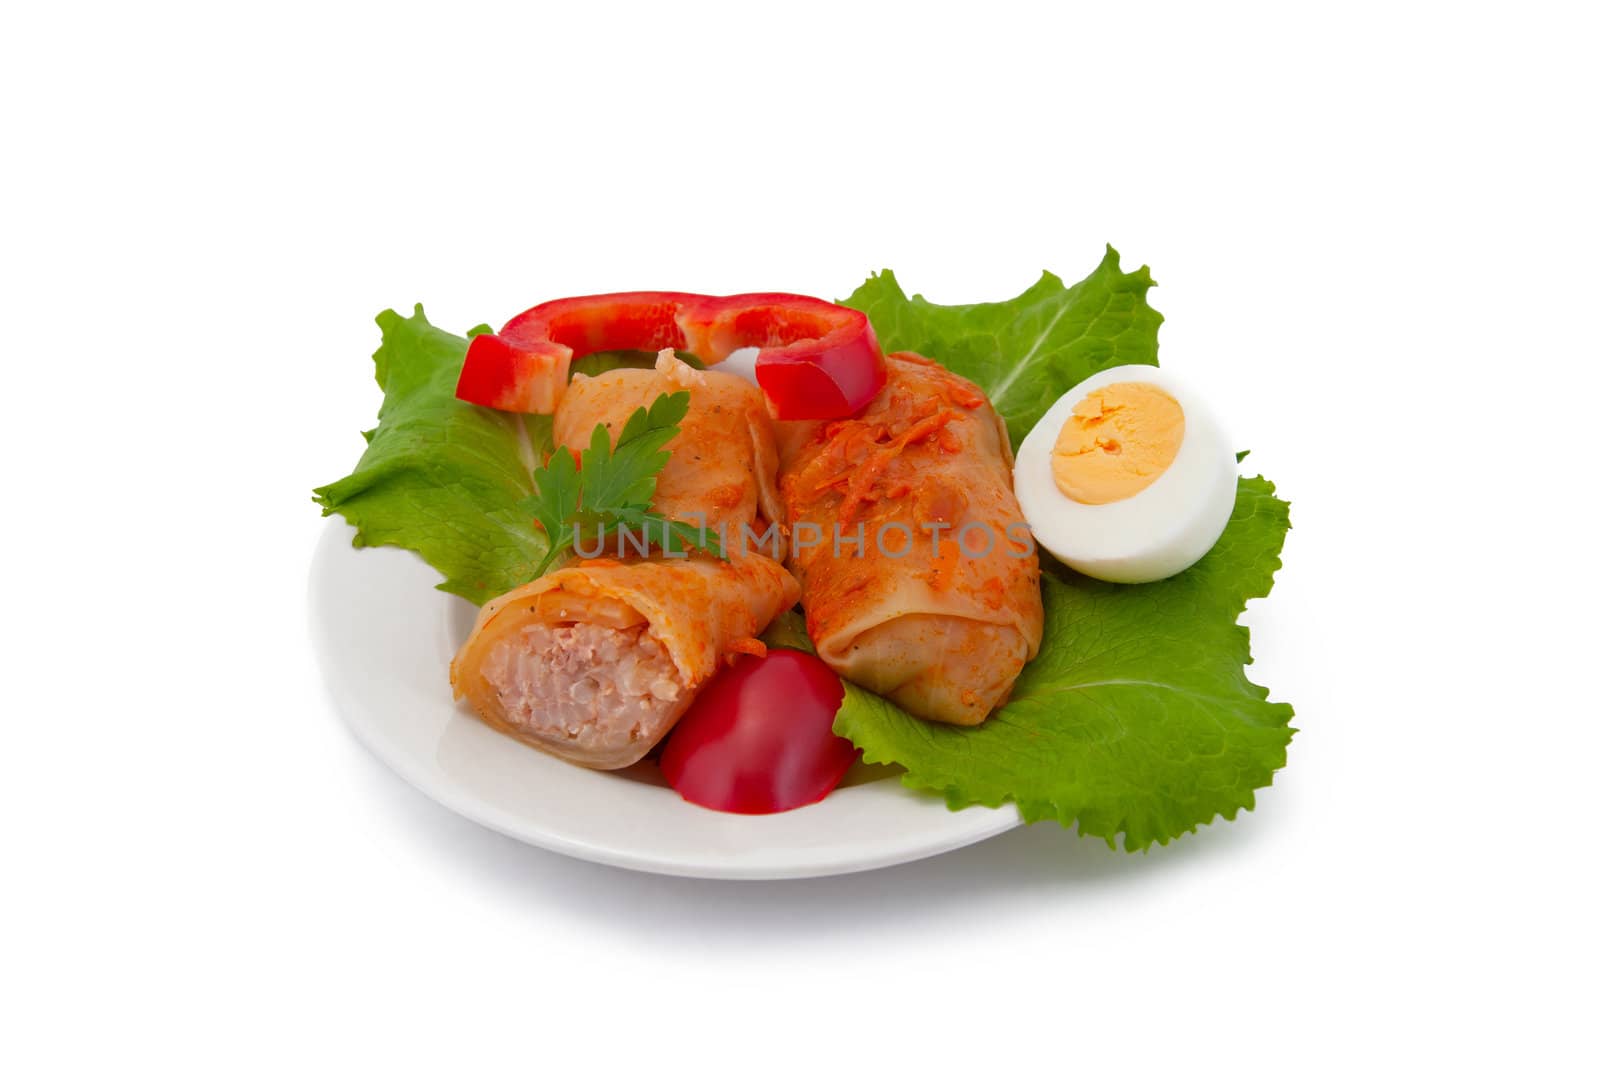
[309,520,1021,879]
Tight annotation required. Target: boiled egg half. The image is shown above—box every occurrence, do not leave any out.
[1013,365,1236,583]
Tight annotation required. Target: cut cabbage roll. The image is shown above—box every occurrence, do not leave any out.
[776,352,1044,725]
[451,553,798,768]
[451,351,798,768]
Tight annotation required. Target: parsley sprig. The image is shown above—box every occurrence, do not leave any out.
[522,390,723,576]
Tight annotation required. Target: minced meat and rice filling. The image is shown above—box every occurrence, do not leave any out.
[479,621,685,748]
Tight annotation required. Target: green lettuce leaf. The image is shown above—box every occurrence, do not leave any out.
[843,245,1163,446]
[312,305,552,604]
[835,476,1292,850]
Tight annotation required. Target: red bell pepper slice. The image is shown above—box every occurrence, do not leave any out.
[452,331,570,414]
[454,291,885,419]
[709,293,887,421]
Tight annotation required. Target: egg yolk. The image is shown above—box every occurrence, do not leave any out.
[1051,382,1185,504]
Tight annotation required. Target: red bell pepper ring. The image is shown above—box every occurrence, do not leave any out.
[454,291,885,420]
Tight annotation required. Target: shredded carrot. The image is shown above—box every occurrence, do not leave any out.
[811,472,853,496]
[908,397,940,424]
[902,410,956,445]
[726,637,768,664]
[944,382,987,409]
[832,410,960,523]
[796,422,870,503]
[837,452,894,523]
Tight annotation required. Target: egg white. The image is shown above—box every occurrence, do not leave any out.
[1013,364,1237,583]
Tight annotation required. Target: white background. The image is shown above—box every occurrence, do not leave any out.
[3,2,1597,1067]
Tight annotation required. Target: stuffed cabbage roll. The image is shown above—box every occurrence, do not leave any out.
[776,352,1044,726]
[451,352,799,768]
[554,352,783,537]
[450,552,797,768]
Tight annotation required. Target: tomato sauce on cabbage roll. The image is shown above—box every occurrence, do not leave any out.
[777,352,1044,725]
[452,352,799,769]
